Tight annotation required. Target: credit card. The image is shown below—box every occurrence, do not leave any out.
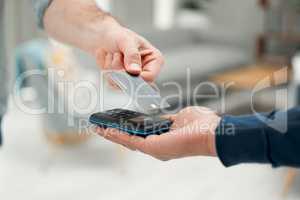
[106,71,170,114]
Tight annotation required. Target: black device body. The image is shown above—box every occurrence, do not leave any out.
[89,109,172,137]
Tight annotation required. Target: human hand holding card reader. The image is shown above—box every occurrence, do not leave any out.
[89,71,172,137]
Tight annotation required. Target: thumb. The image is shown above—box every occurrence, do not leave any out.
[119,38,142,75]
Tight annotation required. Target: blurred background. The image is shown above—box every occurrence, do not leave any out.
[1,0,300,199]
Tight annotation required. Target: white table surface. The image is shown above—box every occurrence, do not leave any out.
[0,103,298,200]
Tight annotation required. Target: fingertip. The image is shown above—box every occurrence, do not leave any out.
[161,114,176,121]
[123,47,142,75]
[128,63,142,75]
[140,71,155,82]
[96,127,106,136]
[105,128,117,135]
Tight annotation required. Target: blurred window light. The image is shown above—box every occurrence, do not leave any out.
[95,0,111,11]
[153,0,176,30]
[177,11,211,29]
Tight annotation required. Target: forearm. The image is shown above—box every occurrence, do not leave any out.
[216,108,300,167]
[43,0,120,54]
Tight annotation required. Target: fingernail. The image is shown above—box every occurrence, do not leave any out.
[104,132,112,139]
[129,63,141,72]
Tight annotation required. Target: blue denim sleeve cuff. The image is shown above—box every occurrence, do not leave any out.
[33,0,53,29]
[215,114,271,167]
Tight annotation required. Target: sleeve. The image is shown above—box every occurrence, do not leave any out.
[216,107,300,168]
[33,0,53,29]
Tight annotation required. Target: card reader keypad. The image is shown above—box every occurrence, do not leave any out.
[106,109,141,119]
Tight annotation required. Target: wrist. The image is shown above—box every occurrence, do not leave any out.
[192,114,221,157]
[208,116,221,157]
[44,0,121,53]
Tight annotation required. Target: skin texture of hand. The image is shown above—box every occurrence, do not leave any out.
[44,0,164,82]
[96,107,221,161]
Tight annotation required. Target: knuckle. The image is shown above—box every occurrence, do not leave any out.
[114,52,122,60]
[182,106,197,115]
